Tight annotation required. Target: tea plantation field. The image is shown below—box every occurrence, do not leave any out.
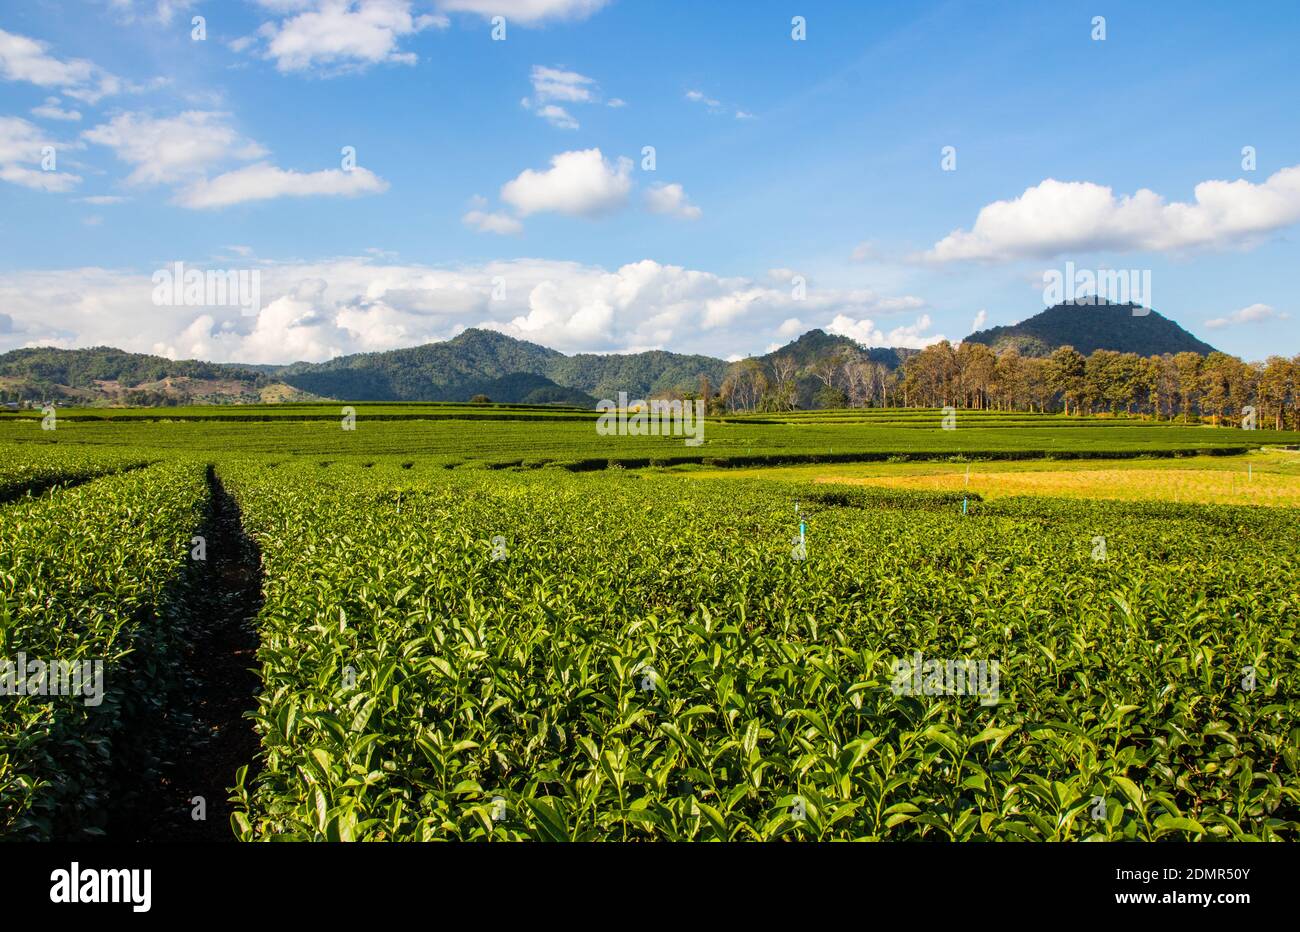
[0,408,1297,841]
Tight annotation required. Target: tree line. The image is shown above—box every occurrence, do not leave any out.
[717,342,1300,429]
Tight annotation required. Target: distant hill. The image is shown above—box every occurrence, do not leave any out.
[10,307,1218,409]
[471,371,596,407]
[757,329,916,370]
[273,329,720,402]
[548,349,729,401]
[268,328,912,405]
[0,346,313,405]
[963,300,1218,357]
[274,329,565,401]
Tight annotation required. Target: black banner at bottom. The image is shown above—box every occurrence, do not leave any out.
[0,841,1284,919]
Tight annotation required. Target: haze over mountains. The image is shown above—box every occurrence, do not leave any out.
[0,301,1220,406]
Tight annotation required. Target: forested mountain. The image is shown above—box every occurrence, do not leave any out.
[271,329,723,402]
[273,329,563,401]
[0,346,307,405]
[0,346,268,387]
[548,349,729,401]
[964,300,1218,357]
[0,304,1254,412]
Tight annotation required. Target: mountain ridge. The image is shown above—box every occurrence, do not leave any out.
[964,300,1218,357]
[0,303,1223,406]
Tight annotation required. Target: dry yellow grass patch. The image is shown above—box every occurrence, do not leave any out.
[818,467,1300,507]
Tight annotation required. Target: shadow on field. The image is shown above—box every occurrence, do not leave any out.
[111,466,264,842]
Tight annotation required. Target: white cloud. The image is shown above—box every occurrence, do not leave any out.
[0,29,122,104]
[31,97,81,121]
[1205,303,1289,330]
[928,166,1300,262]
[685,87,753,121]
[0,116,80,191]
[83,111,266,185]
[500,148,631,217]
[77,195,130,204]
[685,89,721,110]
[529,65,596,103]
[82,111,374,208]
[776,317,804,337]
[971,309,987,331]
[435,0,609,26]
[827,313,945,349]
[256,0,447,74]
[462,208,523,235]
[521,65,612,129]
[174,163,389,208]
[0,257,929,362]
[0,29,95,87]
[533,104,579,129]
[0,163,81,192]
[644,182,701,220]
[102,0,198,24]
[606,98,625,108]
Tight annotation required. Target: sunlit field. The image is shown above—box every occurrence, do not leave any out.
[3,407,1297,842]
[684,450,1300,507]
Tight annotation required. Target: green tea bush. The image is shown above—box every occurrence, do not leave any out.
[0,462,208,839]
[222,462,1299,841]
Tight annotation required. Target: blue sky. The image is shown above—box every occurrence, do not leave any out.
[0,0,1297,364]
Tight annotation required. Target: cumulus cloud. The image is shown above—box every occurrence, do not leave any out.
[82,110,385,207]
[827,313,945,349]
[174,163,388,208]
[500,148,631,217]
[927,166,1300,262]
[0,163,82,192]
[83,111,266,185]
[1205,303,1289,330]
[31,97,81,121]
[0,116,81,191]
[253,0,447,74]
[971,308,987,331]
[0,28,123,104]
[462,208,523,234]
[435,0,609,26]
[77,195,130,204]
[644,182,701,220]
[0,256,929,362]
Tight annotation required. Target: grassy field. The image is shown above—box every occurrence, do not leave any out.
[1,407,1297,841]
[2,407,1296,468]
[685,450,1300,507]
